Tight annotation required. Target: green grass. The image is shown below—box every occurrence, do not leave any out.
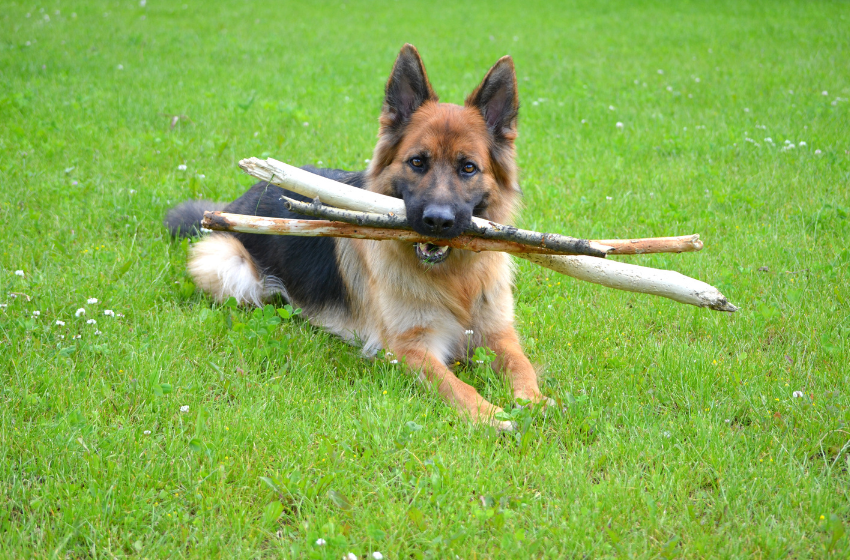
[2,0,849,557]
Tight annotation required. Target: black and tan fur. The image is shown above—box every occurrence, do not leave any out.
[165,45,546,428]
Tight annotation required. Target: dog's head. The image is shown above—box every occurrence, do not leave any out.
[368,44,520,265]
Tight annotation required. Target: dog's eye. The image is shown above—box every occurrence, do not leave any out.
[461,162,477,175]
[409,157,424,169]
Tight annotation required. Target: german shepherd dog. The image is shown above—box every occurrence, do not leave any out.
[166,45,546,429]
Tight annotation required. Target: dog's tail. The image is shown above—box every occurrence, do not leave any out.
[164,200,228,238]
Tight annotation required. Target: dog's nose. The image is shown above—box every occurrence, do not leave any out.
[422,205,456,235]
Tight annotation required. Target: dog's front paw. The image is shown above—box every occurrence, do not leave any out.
[485,407,516,432]
[514,392,555,409]
[492,418,517,432]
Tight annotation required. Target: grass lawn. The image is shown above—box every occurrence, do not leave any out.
[2,0,849,557]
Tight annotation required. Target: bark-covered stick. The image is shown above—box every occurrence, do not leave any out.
[240,157,612,258]
[203,211,738,312]
[202,211,573,255]
[520,253,738,312]
[282,196,702,256]
[598,234,703,255]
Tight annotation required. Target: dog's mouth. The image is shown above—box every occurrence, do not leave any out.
[414,242,451,264]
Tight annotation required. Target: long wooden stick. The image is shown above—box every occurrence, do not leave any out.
[206,206,702,257]
[281,196,703,256]
[234,157,738,312]
[203,211,736,311]
[241,157,612,258]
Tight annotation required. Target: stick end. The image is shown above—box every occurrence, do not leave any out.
[691,234,704,251]
[710,298,739,312]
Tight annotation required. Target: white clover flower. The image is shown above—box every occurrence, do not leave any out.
[793,391,804,398]
[94,330,102,335]
[87,319,97,325]
[73,334,81,339]
[616,122,624,129]
[0,304,6,309]
[608,105,615,111]
[822,91,828,96]
[104,310,115,316]
[663,431,672,438]
[75,308,86,317]
[117,313,125,318]
[657,69,664,74]
[764,137,773,143]
[389,359,398,364]
[302,122,309,127]
[364,159,371,163]
[180,405,190,413]
[799,141,806,147]
[32,310,40,317]
[744,108,750,112]
[58,334,64,339]
[15,270,24,277]
[117,64,123,70]
[666,86,673,92]
[815,149,822,155]
[315,538,326,546]
[56,319,65,326]
[695,77,701,83]
[606,196,613,200]
[343,554,357,560]
[198,174,205,179]
[178,164,187,171]
[372,553,384,560]
[87,297,98,304]
[143,429,151,435]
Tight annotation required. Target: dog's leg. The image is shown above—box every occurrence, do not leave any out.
[487,327,546,404]
[389,337,512,430]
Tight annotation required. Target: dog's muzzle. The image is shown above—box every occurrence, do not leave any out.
[415,242,451,264]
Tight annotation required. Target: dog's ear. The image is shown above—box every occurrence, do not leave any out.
[465,56,519,144]
[381,44,438,131]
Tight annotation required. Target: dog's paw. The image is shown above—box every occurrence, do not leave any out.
[492,418,516,432]
[485,407,516,432]
[514,394,556,410]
